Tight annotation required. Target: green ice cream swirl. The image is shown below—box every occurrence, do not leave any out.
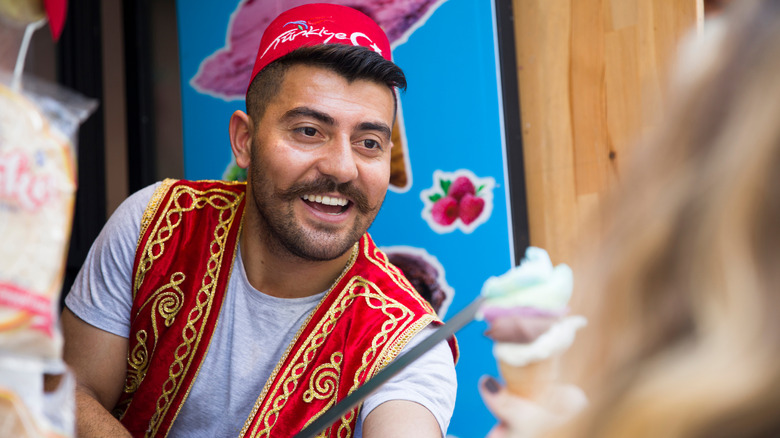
[481,247,573,312]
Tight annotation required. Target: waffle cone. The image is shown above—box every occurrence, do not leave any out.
[498,356,560,399]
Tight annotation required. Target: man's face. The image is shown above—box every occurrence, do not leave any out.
[247,64,395,261]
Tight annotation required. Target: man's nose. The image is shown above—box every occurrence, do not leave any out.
[316,137,359,184]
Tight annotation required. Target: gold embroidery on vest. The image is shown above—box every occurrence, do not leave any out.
[364,238,436,315]
[241,235,434,438]
[168,216,244,430]
[255,278,409,437]
[113,326,150,419]
[301,352,351,437]
[126,330,149,393]
[336,409,357,438]
[124,272,186,398]
[360,234,438,371]
[303,352,343,403]
[134,186,186,300]
[381,317,434,367]
[301,401,357,438]
[133,185,243,437]
[301,352,348,436]
[242,245,359,438]
[138,179,177,249]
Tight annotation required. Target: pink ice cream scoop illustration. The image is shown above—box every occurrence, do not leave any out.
[191,0,448,99]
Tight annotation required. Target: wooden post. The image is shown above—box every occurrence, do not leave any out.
[511,0,702,263]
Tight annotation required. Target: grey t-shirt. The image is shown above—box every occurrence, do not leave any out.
[65,183,457,437]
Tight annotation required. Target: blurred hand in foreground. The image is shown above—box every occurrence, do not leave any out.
[478,376,587,438]
[484,315,560,343]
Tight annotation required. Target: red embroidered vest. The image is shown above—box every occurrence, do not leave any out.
[115,179,457,437]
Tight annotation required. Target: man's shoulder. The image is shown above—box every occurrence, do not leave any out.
[138,179,246,199]
[167,179,247,192]
[104,182,163,234]
[351,234,458,362]
[354,234,440,315]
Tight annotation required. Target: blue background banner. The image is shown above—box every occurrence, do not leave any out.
[176,1,515,436]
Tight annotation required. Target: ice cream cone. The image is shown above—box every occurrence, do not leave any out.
[480,248,587,400]
[498,356,560,400]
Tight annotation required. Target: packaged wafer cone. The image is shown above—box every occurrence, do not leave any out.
[0,64,95,437]
[0,80,76,362]
[479,247,587,399]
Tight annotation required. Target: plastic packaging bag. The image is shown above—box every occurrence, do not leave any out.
[0,69,95,362]
[0,64,96,438]
[0,357,74,436]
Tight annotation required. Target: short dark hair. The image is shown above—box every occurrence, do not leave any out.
[246,44,406,124]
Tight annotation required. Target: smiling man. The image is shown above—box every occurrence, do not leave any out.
[55,3,457,438]
[234,62,394,266]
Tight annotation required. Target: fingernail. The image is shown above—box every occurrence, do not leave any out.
[482,376,501,394]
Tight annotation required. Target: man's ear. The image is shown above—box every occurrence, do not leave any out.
[229,110,253,169]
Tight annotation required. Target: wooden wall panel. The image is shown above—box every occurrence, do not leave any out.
[511,0,702,264]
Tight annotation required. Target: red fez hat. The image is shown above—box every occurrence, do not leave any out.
[247,3,392,94]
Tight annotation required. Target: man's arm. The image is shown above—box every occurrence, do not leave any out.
[356,327,457,437]
[362,400,441,437]
[47,184,161,437]
[54,307,132,437]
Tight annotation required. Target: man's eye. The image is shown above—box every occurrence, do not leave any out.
[296,127,318,136]
[362,139,381,150]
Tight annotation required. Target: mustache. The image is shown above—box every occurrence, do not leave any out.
[280,177,373,214]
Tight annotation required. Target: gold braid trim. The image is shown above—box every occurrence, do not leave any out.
[169,214,244,430]
[128,184,244,437]
[137,179,177,252]
[241,234,437,438]
[133,180,183,301]
[148,187,244,437]
[303,352,343,404]
[240,244,359,438]
[295,277,414,438]
[124,272,186,396]
[359,234,438,371]
[363,235,438,315]
[258,280,417,437]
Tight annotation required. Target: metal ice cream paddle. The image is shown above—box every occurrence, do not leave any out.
[293,296,486,438]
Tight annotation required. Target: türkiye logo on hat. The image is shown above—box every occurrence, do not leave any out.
[248,3,392,92]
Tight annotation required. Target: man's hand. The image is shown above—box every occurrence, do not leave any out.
[362,400,441,438]
[51,308,132,437]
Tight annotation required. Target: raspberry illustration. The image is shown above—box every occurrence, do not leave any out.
[458,193,485,225]
[448,176,475,201]
[431,196,459,226]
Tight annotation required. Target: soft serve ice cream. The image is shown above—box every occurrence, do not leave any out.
[479,247,586,397]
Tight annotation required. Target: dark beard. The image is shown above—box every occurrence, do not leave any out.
[249,150,384,261]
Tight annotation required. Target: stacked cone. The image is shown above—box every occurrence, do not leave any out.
[478,247,587,399]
